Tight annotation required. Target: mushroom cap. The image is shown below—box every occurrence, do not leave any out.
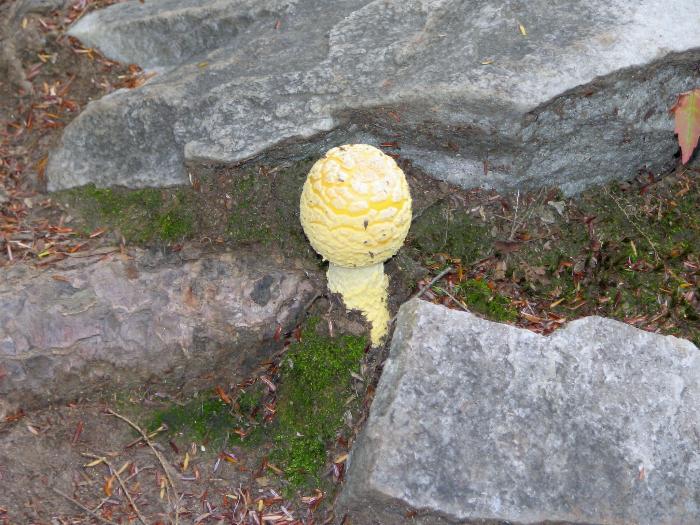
[300,144,412,268]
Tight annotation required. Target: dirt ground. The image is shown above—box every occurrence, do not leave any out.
[0,403,253,524]
[0,0,153,265]
[0,363,348,524]
[1,1,698,524]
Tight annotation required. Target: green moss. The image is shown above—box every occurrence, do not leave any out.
[157,193,194,242]
[140,381,269,450]
[271,160,314,248]
[53,158,320,258]
[80,185,162,216]
[228,385,266,446]
[492,178,700,344]
[225,160,312,252]
[455,278,517,322]
[148,394,235,445]
[58,184,194,243]
[236,388,263,415]
[147,319,365,489]
[408,203,491,263]
[227,208,271,244]
[276,437,326,489]
[226,173,265,243]
[272,319,365,489]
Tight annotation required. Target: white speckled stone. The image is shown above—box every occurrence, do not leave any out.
[339,299,700,525]
[47,0,700,194]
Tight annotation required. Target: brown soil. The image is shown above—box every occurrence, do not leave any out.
[0,0,150,266]
[1,403,246,524]
[0,387,337,524]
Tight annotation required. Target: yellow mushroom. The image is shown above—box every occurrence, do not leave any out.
[299,144,412,345]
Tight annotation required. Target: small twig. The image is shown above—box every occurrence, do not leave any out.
[520,188,545,229]
[433,286,470,313]
[492,213,515,222]
[51,488,120,525]
[111,464,148,525]
[93,495,114,511]
[509,190,520,240]
[387,266,455,327]
[443,206,451,247]
[105,410,175,488]
[124,424,167,448]
[68,5,90,27]
[124,465,155,483]
[83,454,147,525]
[66,246,121,258]
[302,292,322,313]
[413,265,454,301]
[604,188,660,261]
[105,409,180,524]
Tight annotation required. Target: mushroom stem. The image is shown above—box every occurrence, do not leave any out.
[327,262,389,346]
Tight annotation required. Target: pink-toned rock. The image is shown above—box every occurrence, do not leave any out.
[0,246,317,418]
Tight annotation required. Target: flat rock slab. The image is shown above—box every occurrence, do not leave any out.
[47,0,700,194]
[0,247,316,419]
[338,299,700,525]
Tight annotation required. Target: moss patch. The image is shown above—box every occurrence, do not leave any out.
[54,158,319,261]
[147,394,236,446]
[271,320,365,489]
[157,198,194,242]
[457,278,517,322]
[144,382,269,449]
[222,160,315,256]
[510,181,699,340]
[140,318,366,492]
[57,184,194,243]
[225,173,266,243]
[415,171,699,345]
[408,201,491,264]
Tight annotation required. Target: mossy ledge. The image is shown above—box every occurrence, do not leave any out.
[56,184,194,243]
[53,158,320,262]
[272,319,365,489]
[141,318,366,492]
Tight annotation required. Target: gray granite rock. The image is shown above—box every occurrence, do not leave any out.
[0,247,316,419]
[338,299,700,525]
[47,0,700,194]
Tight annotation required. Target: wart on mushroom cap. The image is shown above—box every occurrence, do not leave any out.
[299,144,412,345]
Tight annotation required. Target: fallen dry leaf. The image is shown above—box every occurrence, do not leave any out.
[670,89,700,164]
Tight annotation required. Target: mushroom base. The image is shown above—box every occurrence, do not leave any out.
[327,262,389,346]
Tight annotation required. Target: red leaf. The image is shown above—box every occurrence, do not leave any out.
[71,420,84,444]
[671,88,700,164]
[273,324,282,342]
[215,386,231,405]
[103,475,114,496]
